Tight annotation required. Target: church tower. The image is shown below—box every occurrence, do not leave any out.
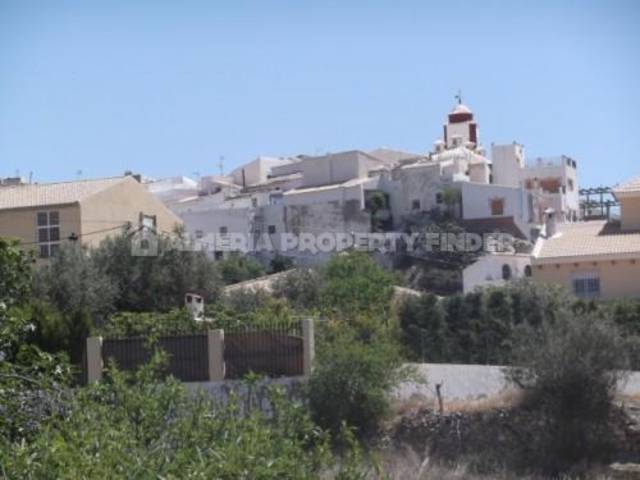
[443,93,479,150]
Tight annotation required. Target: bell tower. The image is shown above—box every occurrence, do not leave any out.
[443,92,479,150]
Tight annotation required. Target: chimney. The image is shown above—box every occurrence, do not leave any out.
[544,208,557,238]
[185,293,205,321]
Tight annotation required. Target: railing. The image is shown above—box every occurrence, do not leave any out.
[224,322,304,379]
[84,319,314,384]
[102,334,209,382]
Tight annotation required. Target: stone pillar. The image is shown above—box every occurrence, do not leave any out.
[86,336,103,383]
[207,330,225,381]
[302,318,315,377]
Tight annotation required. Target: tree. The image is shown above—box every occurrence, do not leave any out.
[33,242,117,319]
[308,331,404,437]
[320,252,395,320]
[508,310,631,473]
[0,238,34,361]
[93,227,221,311]
[398,293,447,362]
[216,252,265,285]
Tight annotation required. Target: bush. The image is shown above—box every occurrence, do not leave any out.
[0,359,346,479]
[320,252,395,320]
[33,242,117,320]
[508,310,631,474]
[216,253,265,285]
[272,268,324,311]
[308,331,405,437]
[93,227,221,311]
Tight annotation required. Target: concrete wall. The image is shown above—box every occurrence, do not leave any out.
[284,199,371,237]
[521,159,579,221]
[383,163,447,227]
[621,196,640,231]
[300,152,366,187]
[532,258,640,300]
[463,254,531,293]
[80,177,182,247]
[491,143,525,187]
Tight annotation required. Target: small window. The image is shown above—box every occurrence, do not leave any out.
[436,193,443,204]
[195,230,204,239]
[214,251,224,260]
[572,273,601,299]
[219,226,228,235]
[411,199,421,211]
[268,225,276,234]
[251,198,258,208]
[502,264,512,281]
[490,198,505,216]
[568,179,574,191]
[524,265,532,277]
[37,212,48,226]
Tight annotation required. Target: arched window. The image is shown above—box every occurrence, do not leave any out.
[502,264,512,281]
[524,265,532,277]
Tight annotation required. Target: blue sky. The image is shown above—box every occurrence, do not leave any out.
[1,1,638,188]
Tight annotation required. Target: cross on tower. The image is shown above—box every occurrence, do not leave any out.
[455,89,463,105]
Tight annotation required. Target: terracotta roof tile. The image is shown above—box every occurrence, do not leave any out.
[533,220,640,263]
[0,177,126,210]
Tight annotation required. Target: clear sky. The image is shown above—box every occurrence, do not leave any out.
[1,0,638,188]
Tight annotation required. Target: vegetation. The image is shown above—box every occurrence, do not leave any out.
[308,332,405,437]
[4,231,640,477]
[508,311,632,474]
[216,252,265,285]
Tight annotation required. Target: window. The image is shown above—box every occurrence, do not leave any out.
[251,198,258,208]
[436,193,443,204]
[214,251,224,260]
[502,264,512,281]
[490,198,505,216]
[568,179,574,191]
[268,225,276,234]
[219,226,228,235]
[195,230,204,239]
[36,210,60,258]
[572,272,601,299]
[140,213,156,231]
[524,265,532,277]
[411,199,421,211]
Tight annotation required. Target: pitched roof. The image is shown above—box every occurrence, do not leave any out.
[614,176,640,195]
[0,177,127,210]
[532,220,640,263]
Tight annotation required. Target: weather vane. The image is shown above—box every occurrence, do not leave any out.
[455,89,463,105]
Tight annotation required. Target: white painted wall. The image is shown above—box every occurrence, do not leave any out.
[300,152,366,187]
[463,254,532,293]
[491,143,525,187]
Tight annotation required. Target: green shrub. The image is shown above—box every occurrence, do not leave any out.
[320,252,395,320]
[508,310,631,474]
[273,268,324,311]
[217,252,265,285]
[0,357,367,479]
[308,332,405,437]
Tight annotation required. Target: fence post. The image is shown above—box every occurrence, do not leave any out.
[302,318,315,377]
[208,330,225,381]
[86,336,103,383]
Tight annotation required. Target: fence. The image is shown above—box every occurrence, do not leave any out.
[224,322,303,379]
[102,335,210,382]
[84,319,314,384]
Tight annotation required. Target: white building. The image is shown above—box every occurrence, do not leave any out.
[149,98,578,279]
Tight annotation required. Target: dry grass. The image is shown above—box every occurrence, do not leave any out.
[365,447,614,479]
[392,389,524,418]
